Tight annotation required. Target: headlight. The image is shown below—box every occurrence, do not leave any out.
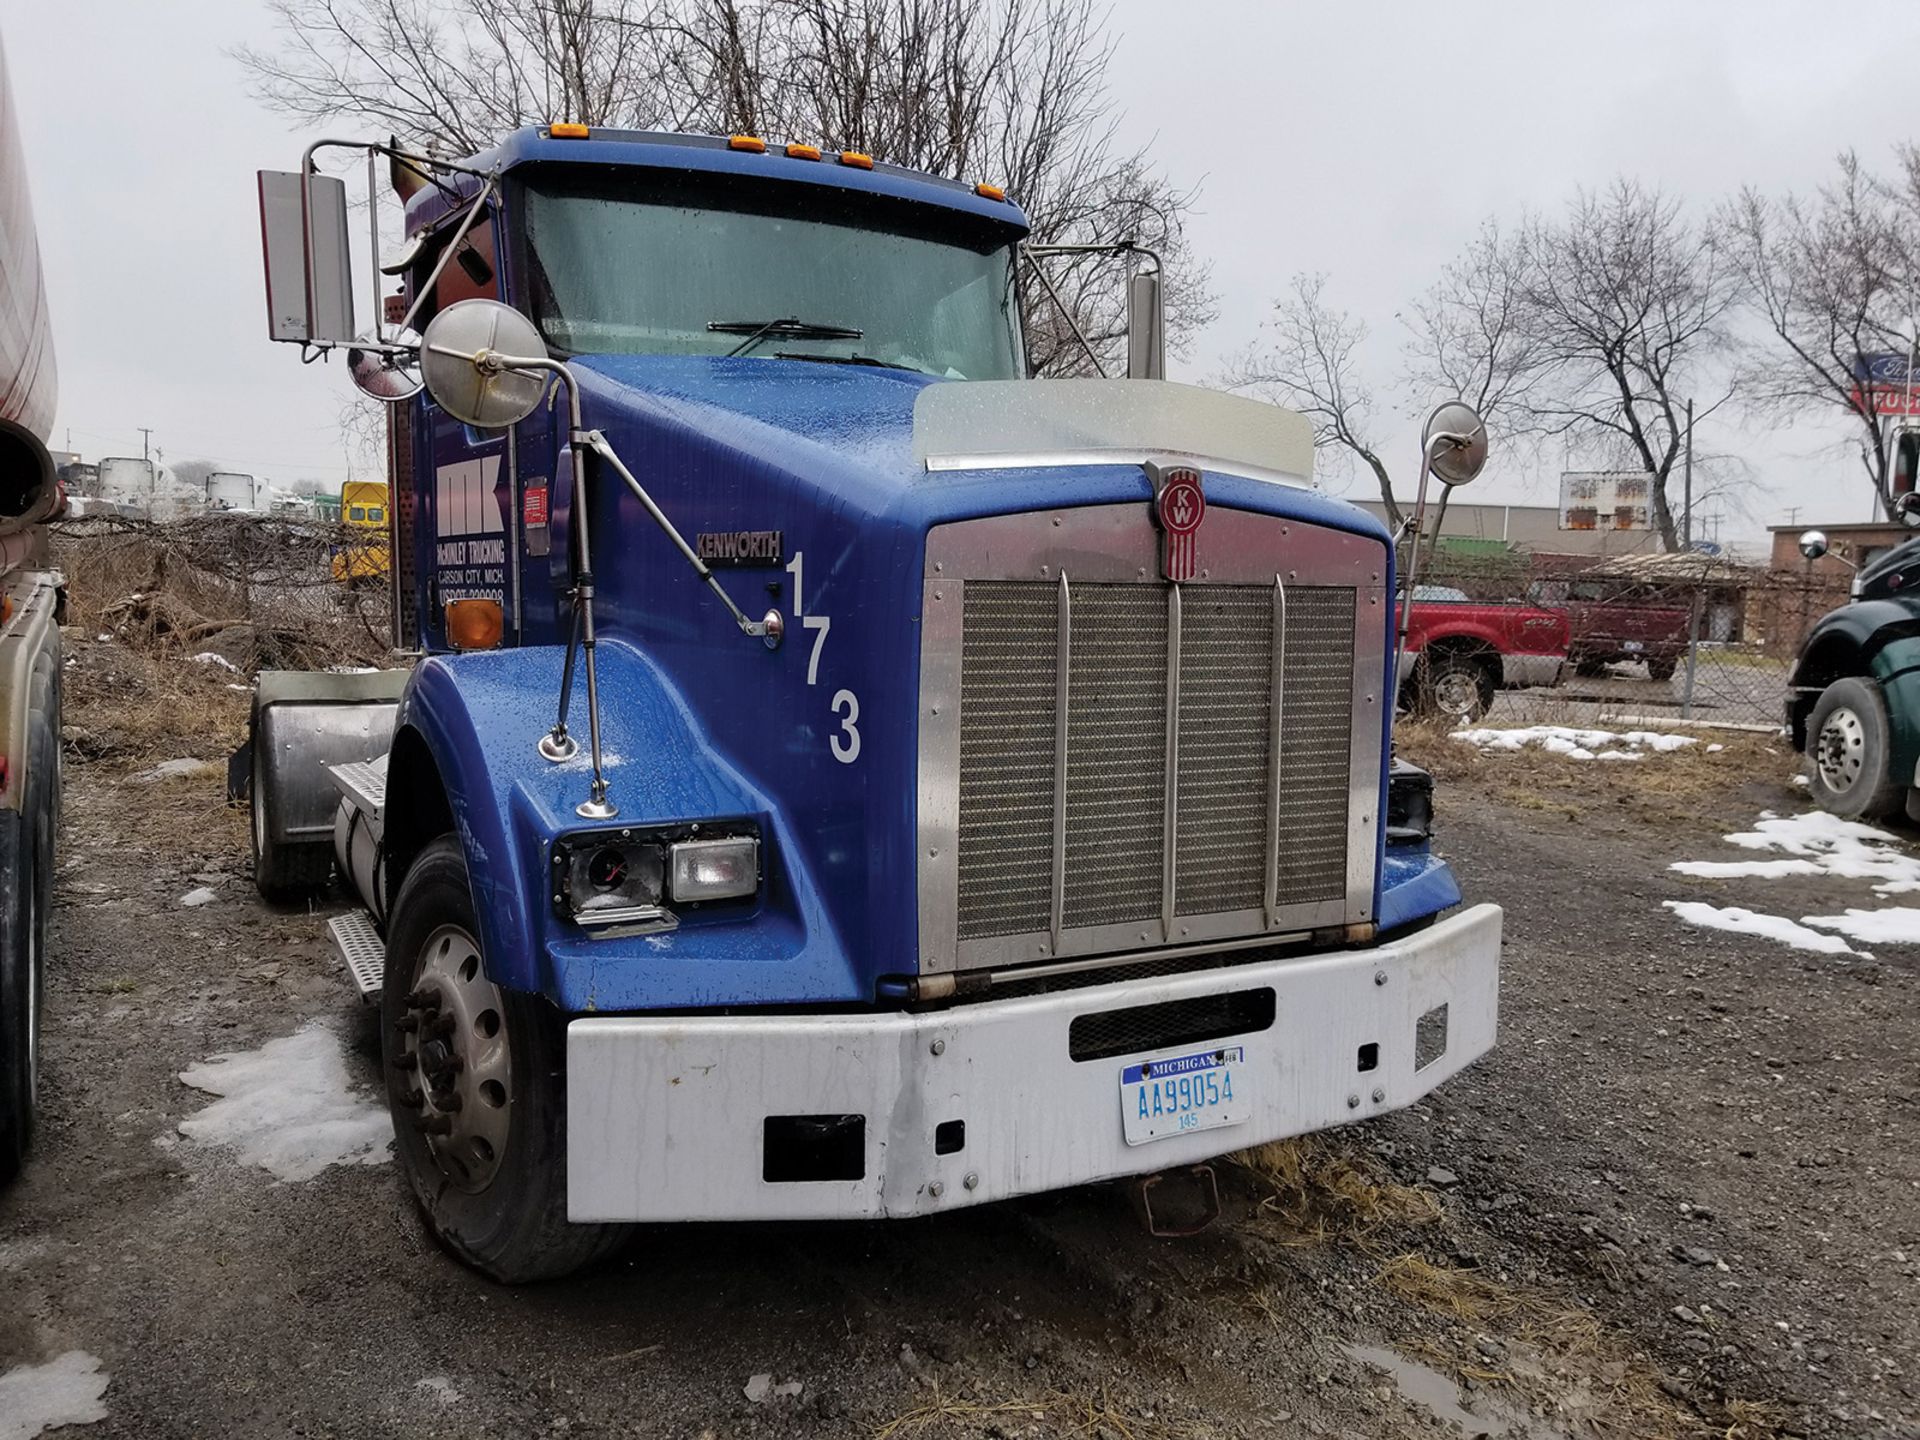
[669,836,760,902]
[552,823,761,929]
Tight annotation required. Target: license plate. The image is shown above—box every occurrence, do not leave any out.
[1622,640,1644,652]
[1120,1046,1248,1146]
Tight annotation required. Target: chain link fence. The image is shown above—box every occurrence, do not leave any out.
[49,514,394,673]
[1409,547,1849,732]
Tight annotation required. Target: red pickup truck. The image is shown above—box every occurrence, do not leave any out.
[1399,586,1570,721]
[1527,578,1688,681]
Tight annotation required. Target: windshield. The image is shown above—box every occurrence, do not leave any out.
[520,169,1024,379]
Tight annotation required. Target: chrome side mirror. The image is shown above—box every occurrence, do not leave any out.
[420,300,549,428]
[1798,529,1830,560]
[1425,401,1490,487]
[1126,268,1164,380]
[348,327,423,403]
[257,169,355,344]
[1897,494,1920,528]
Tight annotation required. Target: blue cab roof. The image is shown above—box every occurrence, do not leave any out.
[405,126,1032,239]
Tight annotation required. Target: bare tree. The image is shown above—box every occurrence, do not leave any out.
[1227,275,1403,528]
[1404,220,1540,426]
[1509,181,1738,552]
[170,459,223,495]
[1727,154,1913,515]
[235,0,1212,375]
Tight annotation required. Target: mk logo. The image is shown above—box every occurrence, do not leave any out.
[1147,462,1206,583]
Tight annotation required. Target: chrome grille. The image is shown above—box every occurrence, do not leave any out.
[955,583,1057,942]
[1274,587,1357,903]
[1064,586,1167,929]
[951,575,1359,950]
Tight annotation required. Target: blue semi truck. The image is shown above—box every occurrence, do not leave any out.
[248,125,1503,1281]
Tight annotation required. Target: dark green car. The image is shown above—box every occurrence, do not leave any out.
[1788,528,1920,819]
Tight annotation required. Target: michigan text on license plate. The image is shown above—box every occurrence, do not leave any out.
[1120,1046,1249,1146]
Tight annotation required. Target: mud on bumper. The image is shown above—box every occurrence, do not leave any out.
[566,903,1503,1222]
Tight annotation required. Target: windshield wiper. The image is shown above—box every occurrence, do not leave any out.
[708,317,864,358]
[771,351,922,373]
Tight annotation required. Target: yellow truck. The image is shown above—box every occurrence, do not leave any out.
[330,480,390,584]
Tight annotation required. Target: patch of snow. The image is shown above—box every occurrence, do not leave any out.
[1674,811,1920,895]
[177,1022,391,1182]
[1707,743,1725,753]
[415,1377,462,1406]
[1662,900,1857,955]
[178,887,217,908]
[133,757,215,783]
[0,1351,110,1439]
[1452,725,1696,761]
[1790,773,1811,788]
[188,651,240,673]
[1801,907,1920,945]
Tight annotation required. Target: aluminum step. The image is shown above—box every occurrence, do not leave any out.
[328,910,385,1003]
[328,756,388,822]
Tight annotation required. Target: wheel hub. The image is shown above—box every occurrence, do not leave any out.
[1816,706,1865,792]
[397,924,512,1192]
[1433,670,1480,717]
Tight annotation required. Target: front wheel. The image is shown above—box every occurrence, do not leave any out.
[1412,653,1496,724]
[1806,677,1905,820]
[381,836,628,1283]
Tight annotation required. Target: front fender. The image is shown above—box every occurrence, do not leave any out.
[397,639,859,1011]
[1789,597,1920,777]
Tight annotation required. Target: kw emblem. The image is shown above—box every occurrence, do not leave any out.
[1147,462,1206,583]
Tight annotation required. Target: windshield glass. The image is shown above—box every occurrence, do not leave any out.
[520,169,1023,379]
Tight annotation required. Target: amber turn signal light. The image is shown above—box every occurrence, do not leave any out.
[549,122,590,140]
[445,598,504,651]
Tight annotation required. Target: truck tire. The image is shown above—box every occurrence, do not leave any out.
[0,675,56,1182]
[249,739,332,899]
[1574,657,1609,678]
[1413,652,1495,724]
[1806,677,1905,820]
[1646,657,1678,683]
[381,836,628,1283]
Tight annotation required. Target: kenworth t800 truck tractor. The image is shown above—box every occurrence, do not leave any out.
[246,125,1503,1281]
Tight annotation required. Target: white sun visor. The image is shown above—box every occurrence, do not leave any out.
[912,379,1315,487]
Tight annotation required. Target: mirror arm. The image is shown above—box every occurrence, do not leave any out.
[578,429,784,648]
[1020,252,1107,379]
[394,177,497,339]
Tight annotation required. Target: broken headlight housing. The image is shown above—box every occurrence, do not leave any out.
[552,823,761,930]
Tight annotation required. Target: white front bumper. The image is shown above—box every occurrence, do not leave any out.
[567,903,1503,1222]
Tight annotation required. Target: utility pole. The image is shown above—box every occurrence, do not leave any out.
[1682,397,1693,550]
[137,427,152,463]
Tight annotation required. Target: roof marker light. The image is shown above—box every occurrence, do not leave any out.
[729,135,768,153]
[839,150,874,170]
[974,182,1007,202]
[549,122,590,140]
[785,142,822,161]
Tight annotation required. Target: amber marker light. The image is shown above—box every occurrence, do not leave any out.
[974,182,1007,201]
[785,142,822,161]
[729,135,768,153]
[549,122,590,140]
[839,150,874,170]
[446,598,505,651]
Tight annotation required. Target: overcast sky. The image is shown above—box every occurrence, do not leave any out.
[6,1,1918,544]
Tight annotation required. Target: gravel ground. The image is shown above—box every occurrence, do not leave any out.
[1,689,1913,1438]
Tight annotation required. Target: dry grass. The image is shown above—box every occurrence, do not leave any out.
[1232,1135,1441,1252]
[1394,720,1798,829]
[874,1383,1208,1440]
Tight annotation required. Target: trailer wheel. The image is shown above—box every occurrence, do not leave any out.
[1806,677,1905,820]
[0,671,56,1182]
[249,736,332,899]
[381,836,628,1283]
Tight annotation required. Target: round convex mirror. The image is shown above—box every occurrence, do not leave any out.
[1424,401,1489,487]
[1798,529,1830,560]
[347,328,423,403]
[420,299,549,429]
